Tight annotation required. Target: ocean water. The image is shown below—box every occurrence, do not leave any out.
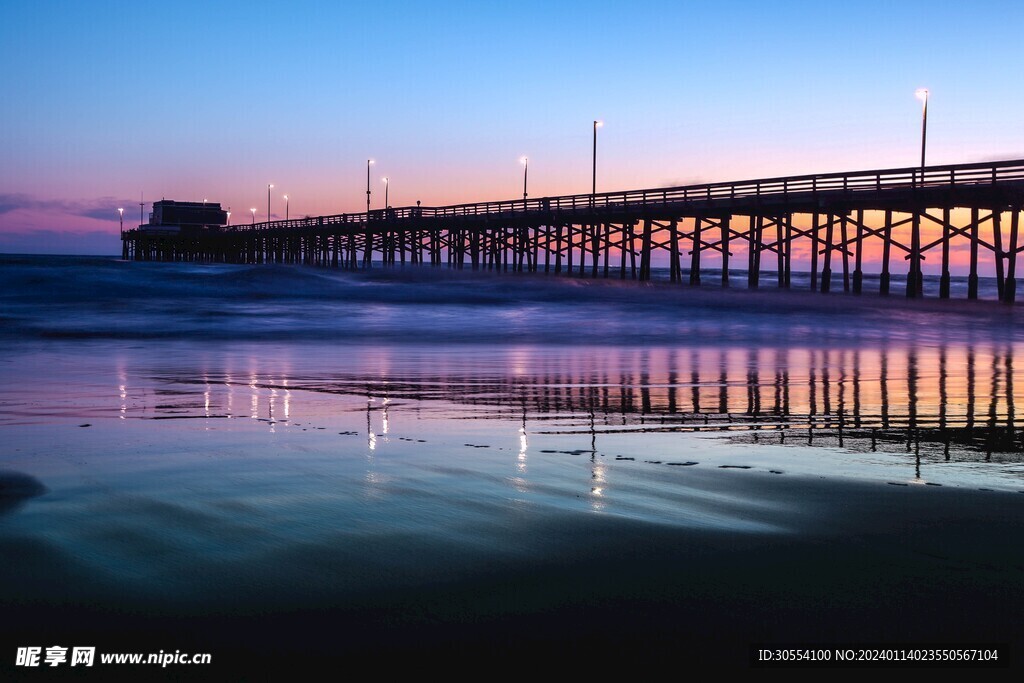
[1,255,1023,672]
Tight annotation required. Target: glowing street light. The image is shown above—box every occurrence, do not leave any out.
[915,88,929,172]
[592,120,603,197]
[520,156,529,200]
[382,177,389,209]
[284,194,289,220]
[267,184,274,223]
[117,207,124,236]
[250,207,256,225]
[226,210,231,227]
[366,159,374,215]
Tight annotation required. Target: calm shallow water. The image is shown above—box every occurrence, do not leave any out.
[1,256,1023,671]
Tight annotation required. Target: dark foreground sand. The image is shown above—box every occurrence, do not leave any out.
[1,469,1020,674]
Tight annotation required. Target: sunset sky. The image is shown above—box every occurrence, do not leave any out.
[1,0,1022,257]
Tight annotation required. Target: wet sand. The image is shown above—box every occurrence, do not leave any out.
[1,340,1022,673]
[1,470,1021,671]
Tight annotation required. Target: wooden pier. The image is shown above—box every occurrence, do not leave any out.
[123,159,1024,302]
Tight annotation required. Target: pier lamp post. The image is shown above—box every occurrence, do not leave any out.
[284,195,289,221]
[227,210,231,227]
[117,207,124,236]
[251,207,256,226]
[908,88,929,299]
[366,159,374,215]
[520,157,528,200]
[915,89,929,177]
[382,177,389,209]
[592,120,603,200]
[267,184,273,223]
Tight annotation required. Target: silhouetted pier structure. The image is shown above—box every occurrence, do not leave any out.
[123,159,1024,302]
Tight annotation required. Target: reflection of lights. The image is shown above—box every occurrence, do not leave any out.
[283,378,290,421]
[382,397,390,434]
[225,376,234,418]
[367,399,376,451]
[269,388,277,433]
[117,364,127,420]
[250,375,259,419]
[590,462,606,510]
[517,426,528,473]
[202,372,210,419]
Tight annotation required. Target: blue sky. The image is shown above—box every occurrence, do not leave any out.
[1,0,1022,253]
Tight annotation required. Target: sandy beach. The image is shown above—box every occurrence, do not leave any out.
[1,258,1022,674]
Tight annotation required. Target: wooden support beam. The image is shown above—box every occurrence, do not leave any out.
[669,219,679,283]
[362,224,373,268]
[747,215,758,289]
[619,222,628,279]
[993,210,1005,301]
[880,210,892,296]
[1006,209,1019,303]
[640,218,653,281]
[578,223,588,277]
[776,215,785,288]
[536,224,544,272]
[555,223,564,274]
[841,212,851,293]
[629,221,637,279]
[821,214,834,293]
[543,224,551,273]
[721,215,731,288]
[853,209,864,294]
[783,213,792,288]
[940,207,951,298]
[810,212,819,291]
[602,223,610,278]
[969,207,980,299]
[566,224,574,275]
[690,216,702,286]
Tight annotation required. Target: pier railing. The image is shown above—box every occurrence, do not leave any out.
[220,158,1024,232]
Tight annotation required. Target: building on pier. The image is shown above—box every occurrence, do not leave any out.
[140,200,227,233]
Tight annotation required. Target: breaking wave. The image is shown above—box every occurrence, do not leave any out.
[1,254,1020,346]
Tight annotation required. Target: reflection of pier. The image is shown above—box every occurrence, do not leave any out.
[350,348,1020,459]
[158,345,1024,460]
[124,160,1024,302]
